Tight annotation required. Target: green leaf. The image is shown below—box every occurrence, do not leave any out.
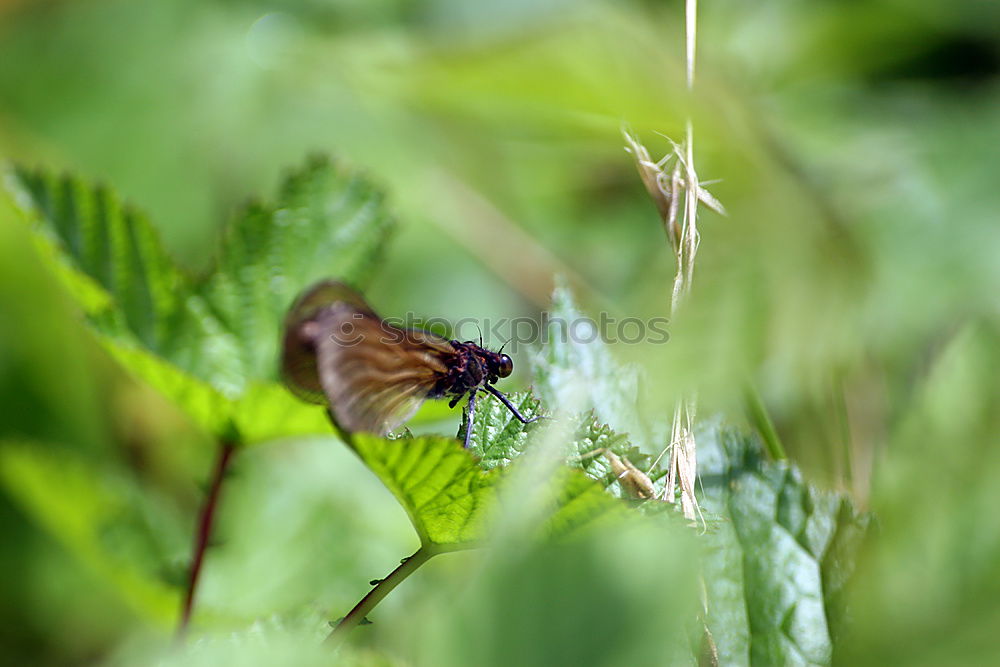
[0,441,180,625]
[104,340,330,444]
[465,390,656,499]
[697,424,870,667]
[463,390,543,468]
[102,340,233,437]
[197,156,395,383]
[350,434,502,549]
[349,434,630,552]
[229,383,332,444]
[565,413,658,499]
[532,281,649,447]
[541,466,633,537]
[5,157,394,443]
[4,164,188,349]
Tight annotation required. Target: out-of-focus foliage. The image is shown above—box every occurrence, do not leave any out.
[1,0,998,664]
[698,424,869,666]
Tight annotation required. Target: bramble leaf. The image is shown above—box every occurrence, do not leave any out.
[5,165,188,349]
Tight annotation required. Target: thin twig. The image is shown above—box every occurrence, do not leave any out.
[177,439,238,637]
[326,547,435,645]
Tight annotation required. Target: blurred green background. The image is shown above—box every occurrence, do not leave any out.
[1,0,999,664]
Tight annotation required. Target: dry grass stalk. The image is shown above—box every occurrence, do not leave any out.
[573,448,657,500]
[621,1,724,524]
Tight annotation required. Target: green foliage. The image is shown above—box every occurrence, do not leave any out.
[532,282,649,447]
[463,390,542,468]
[0,441,181,625]
[464,390,653,497]
[3,0,994,659]
[698,424,870,666]
[530,284,872,665]
[564,413,657,499]
[5,157,392,443]
[4,151,877,663]
[348,433,630,552]
[350,434,502,550]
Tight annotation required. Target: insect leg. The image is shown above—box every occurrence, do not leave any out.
[463,391,477,449]
[482,384,540,425]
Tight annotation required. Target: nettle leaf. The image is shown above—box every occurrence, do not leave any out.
[566,413,658,499]
[464,391,543,468]
[349,434,629,552]
[697,424,870,667]
[5,157,394,443]
[465,391,654,500]
[532,281,650,448]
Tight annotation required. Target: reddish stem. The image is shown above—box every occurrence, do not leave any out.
[177,439,237,637]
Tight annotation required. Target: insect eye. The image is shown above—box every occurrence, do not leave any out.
[497,354,513,378]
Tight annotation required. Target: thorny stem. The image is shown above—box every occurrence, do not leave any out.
[326,547,435,645]
[177,439,237,637]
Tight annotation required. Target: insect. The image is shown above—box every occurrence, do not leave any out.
[281,280,539,448]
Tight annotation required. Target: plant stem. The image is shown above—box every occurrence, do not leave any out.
[177,439,237,637]
[326,546,434,645]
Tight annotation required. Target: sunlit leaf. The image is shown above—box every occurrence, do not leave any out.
[231,383,332,444]
[349,434,629,551]
[102,340,232,437]
[350,434,501,549]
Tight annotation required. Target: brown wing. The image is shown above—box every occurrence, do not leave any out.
[281,280,457,435]
[282,280,377,404]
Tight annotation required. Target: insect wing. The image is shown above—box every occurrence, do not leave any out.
[282,280,377,404]
[315,310,455,435]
